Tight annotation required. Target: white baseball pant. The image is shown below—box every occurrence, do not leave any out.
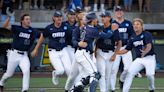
[65,45,75,63]
[74,49,97,85]
[0,49,30,92]
[110,46,132,91]
[65,58,83,91]
[48,47,72,77]
[64,45,83,90]
[122,55,156,92]
[96,49,114,92]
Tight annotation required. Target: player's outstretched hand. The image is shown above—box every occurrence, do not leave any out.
[31,49,38,57]
[111,23,119,31]
[6,7,15,17]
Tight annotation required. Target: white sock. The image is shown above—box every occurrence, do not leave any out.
[147,75,155,90]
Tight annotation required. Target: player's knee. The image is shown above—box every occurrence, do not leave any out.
[99,72,105,78]
[4,72,14,78]
[111,70,117,76]
[55,69,64,75]
[126,72,135,78]
[22,69,30,76]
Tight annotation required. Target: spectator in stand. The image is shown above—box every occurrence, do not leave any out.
[67,0,89,12]
[0,0,15,23]
[45,0,55,10]
[93,0,105,12]
[123,0,133,11]
[67,0,82,10]
[107,0,120,10]
[138,0,151,12]
[18,0,45,10]
[33,0,45,9]
[62,0,67,11]
[18,0,32,10]
[83,0,90,12]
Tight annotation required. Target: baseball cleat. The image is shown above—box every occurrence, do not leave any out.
[136,73,142,78]
[65,90,68,92]
[0,85,4,92]
[52,70,59,85]
[119,80,124,90]
[149,90,154,92]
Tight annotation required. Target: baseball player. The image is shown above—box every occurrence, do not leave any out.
[65,9,85,92]
[71,12,114,92]
[32,11,72,86]
[0,13,40,92]
[64,9,77,64]
[111,6,134,91]
[96,11,121,92]
[0,0,15,23]
[117,18,156,92]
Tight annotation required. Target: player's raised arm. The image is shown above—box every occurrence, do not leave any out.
[3,17,11,30]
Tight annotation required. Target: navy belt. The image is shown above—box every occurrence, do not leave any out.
[101,49,110,53]
[49,48,63,51]
[11,48,25,55]
[78,48,92,54]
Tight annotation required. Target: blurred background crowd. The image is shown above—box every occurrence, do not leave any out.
[0,0,152,12]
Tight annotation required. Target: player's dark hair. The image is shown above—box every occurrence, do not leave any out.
[21,13,30,21]
[20,13,30,25]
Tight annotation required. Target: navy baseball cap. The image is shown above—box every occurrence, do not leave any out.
[75,6,83,13]
[67,9,76,15]
[86,12,97,22]
[114,6,123,11]
[53,11,62,17]
[100,11,111,17]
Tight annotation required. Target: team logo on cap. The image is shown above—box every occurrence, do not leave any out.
[56,11,61,15]
[102,12,105,15]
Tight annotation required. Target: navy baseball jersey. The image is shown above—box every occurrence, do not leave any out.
[113,19,134,46]
[64,21,76,46]
[72,25,113,53]
[96,25,120,51]
[125,31,155,58]
[11,25,40,51]
[43,23,68,50]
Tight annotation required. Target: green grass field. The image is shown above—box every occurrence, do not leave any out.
[3,77,164,92]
